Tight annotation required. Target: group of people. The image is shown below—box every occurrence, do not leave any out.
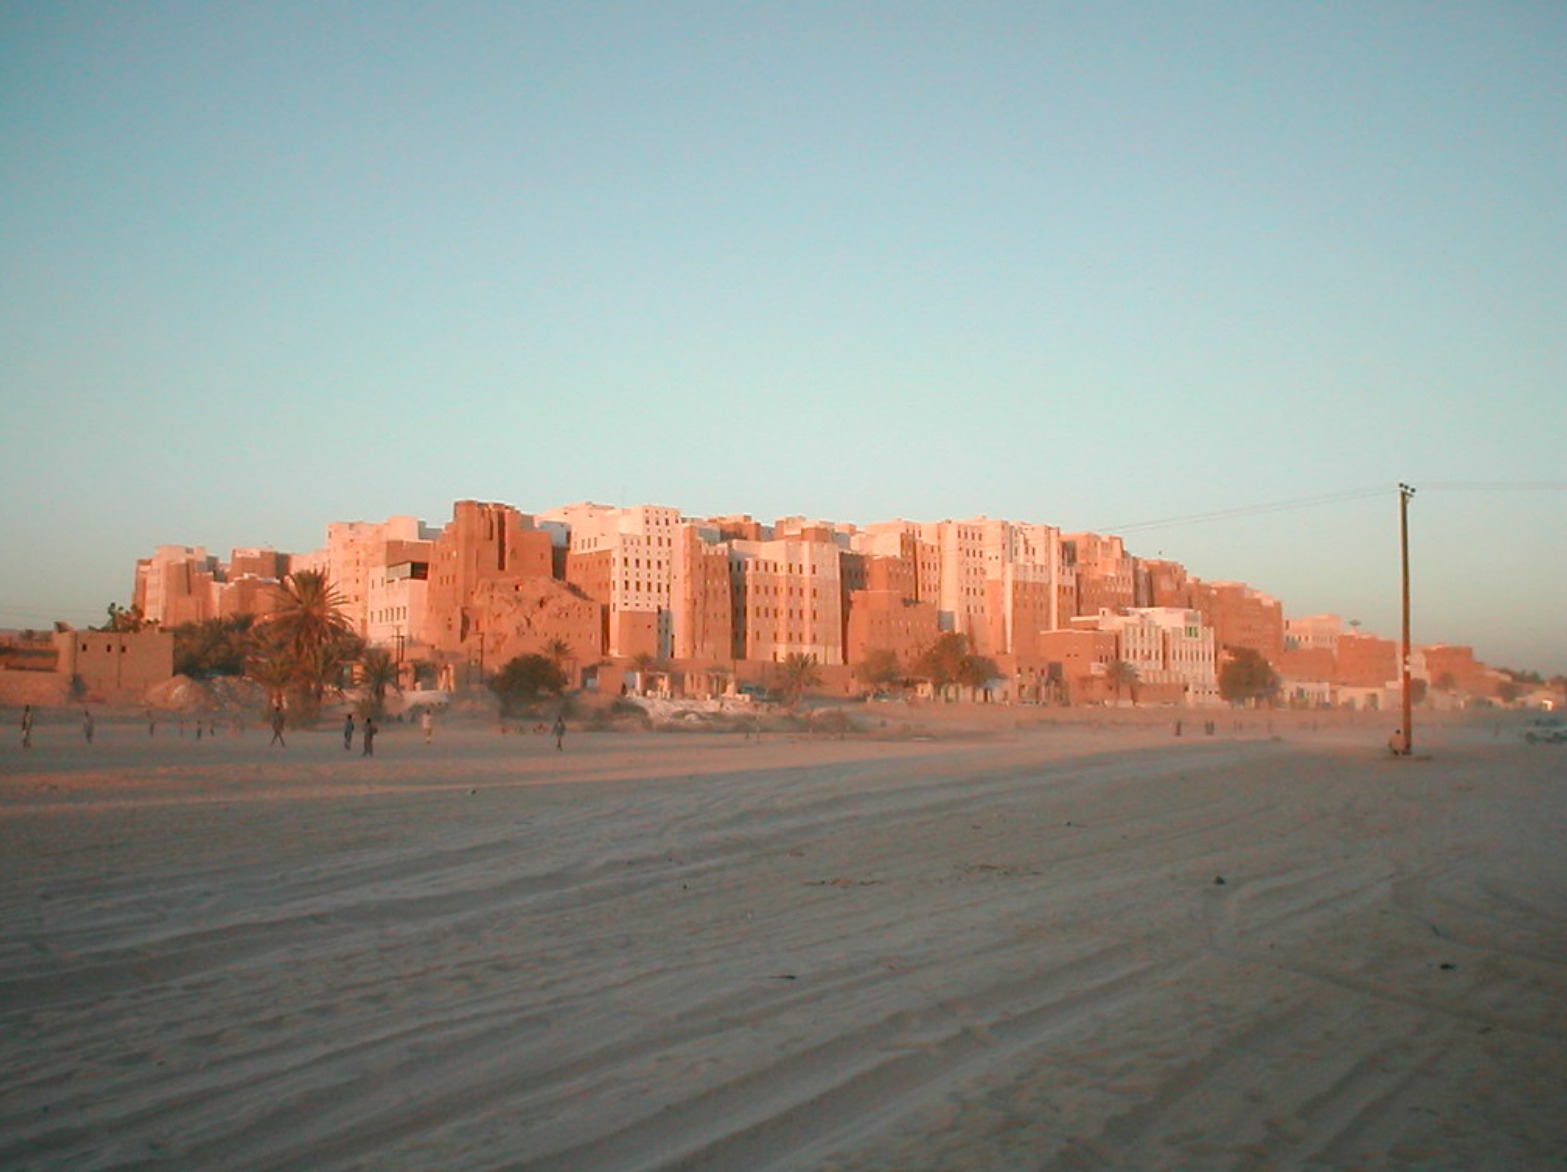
[336,713,379,755]
[19,703,569,754]
[16,705,92,748]
[267,705,383,756]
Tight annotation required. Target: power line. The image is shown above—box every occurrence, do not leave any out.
[1098,479,1567,536]
[1099,486,1391,535]
[1419,481,1567,492]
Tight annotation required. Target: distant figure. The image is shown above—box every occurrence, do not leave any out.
[362,718,378,757]
[20,705,33,749]
[552,714,566,751]
[146,708,156,737]
[1174,719,1182,737]
[343,713,355,751]
[82,709,94,745]
[1387,728,1407,756]
[421,709,434,744]
[195,719,203,740]
[269,705,287,747]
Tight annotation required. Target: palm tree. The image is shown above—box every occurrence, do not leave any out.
[630,652,660,696]
[246,644,299,716]
[358,647,401,719]
[260,570,358,723]
[1106,659,1140,706]
[544,638,574,687]
[776,653,822,707]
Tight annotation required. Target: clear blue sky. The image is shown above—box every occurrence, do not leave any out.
[3,2,1563,674]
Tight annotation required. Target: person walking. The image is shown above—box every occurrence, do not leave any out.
[20,705,33,749]
[552,714,566,752]
[82,709,94,745]
[269,704,287,747]
[343,713,355,751]
[362,717,377,757]
[421,709,434,744]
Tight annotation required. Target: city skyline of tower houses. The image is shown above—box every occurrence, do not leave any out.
[122,495,1515,707]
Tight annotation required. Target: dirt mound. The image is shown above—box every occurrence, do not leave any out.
[143,675,267,713]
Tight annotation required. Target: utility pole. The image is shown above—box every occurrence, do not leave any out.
[1398,483,1416,755]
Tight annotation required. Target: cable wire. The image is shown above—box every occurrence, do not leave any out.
[1099,485,1392,535]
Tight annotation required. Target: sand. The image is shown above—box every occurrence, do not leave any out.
[2,708,1564,1170]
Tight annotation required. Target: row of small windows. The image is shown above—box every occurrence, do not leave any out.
[734,607,822,622]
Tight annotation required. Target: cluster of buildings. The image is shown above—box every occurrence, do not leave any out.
[116,498,1521,710]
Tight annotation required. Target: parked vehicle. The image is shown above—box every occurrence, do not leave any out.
[1524,717,1566,743]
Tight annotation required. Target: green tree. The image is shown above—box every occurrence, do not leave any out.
[257,570,359,724]
[246,643,300,715]
[1218,647,1280,706]
[100,602,147,632]
[1105,659,1140,705]
[490,653,568,714]
[543,638,575,688]
[776,653,822,706]
[958,654,1001,699]
[913,633,999,701]
[630,652,661,695]
[914,633,969,700]
[174,615,257,678]
[357,647,401,719]
[854,648,904,694]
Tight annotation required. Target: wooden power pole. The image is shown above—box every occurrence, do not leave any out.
[1398,483,1416,755]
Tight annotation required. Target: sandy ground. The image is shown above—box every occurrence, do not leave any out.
[2,707,1564,1170]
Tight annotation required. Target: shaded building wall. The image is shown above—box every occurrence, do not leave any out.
[987,567,1054,661]
[215,576,286,619]
[1035,629,1119,704]
[1138,559,1196,609]
[468,577,604,676]
[935,519,990,649]
[545,503,680,659]
[844,589,940,672]
[1277,646,1336,684]
[54,628,174,702]
[424,502,552,653]
[729,534,845,665]
[228,547,290,580]
[671,525,733,663]
[134,546,219,627]
[1198,582,1284,663]
[707,515,767,543]
[1336,632,1398,688]
[1062,533,1136,619]
[613,610,659,663]
[1422,644,1493,697]
[857,524,941,606]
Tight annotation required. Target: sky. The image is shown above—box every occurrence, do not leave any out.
[2,2,1564,675]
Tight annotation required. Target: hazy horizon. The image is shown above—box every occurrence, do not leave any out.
[3,4,1563,673]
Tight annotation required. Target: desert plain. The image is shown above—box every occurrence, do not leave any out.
[2,703,1564,1170]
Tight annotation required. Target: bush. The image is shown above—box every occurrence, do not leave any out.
[489,654,568,715]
